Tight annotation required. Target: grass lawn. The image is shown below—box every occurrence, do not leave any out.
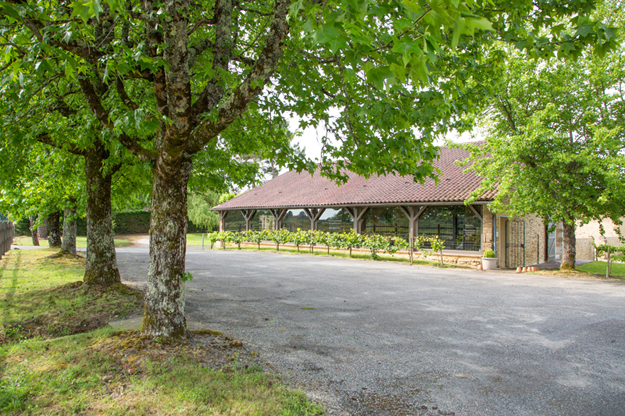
[577,261,625,279]
[0,249,324,415]
[0,248,143,343]
[13,236,132,248]
[186,233,208,247]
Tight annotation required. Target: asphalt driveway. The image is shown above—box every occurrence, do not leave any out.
[116,248,625,416]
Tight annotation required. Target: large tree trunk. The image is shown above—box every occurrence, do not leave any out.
[83,150,121,286]
[560,221,576,271]
[37,219,47,239]
[29,216,39,246]
[141,155,192,338]
[61,205,77,255]
[47,212,63,247]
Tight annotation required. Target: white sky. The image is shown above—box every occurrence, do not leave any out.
[289,120,483,162]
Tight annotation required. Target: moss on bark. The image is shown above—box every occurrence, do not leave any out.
[83,148,121,286]
[141,153,192,338]
[560,221,577,271]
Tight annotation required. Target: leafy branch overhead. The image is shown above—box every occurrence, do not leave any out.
[1,0,616,180]
[1,0,618,336]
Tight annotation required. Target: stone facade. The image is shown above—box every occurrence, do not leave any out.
[495,213,546,268]
[574,218,625,261]
[522,214,547,266]
[482,207,494,251]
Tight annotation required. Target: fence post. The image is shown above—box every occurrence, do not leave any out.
[0,222,13,259]
[606,246,611,279]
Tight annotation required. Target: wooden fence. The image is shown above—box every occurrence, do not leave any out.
[0,221,14,259]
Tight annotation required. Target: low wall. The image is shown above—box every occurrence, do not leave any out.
[211,241,483,267]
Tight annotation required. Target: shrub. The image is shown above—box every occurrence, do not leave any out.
[483,249,496,258]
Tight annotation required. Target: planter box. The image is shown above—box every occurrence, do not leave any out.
[482,257,498,270]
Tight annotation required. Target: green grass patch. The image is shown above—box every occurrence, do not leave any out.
[301,307,315,310]
[203,243,468,268]
[0,328,324,415]
[0,246,324,415]
[577,261,625,279]
[186,233,207,247]
[0,249,142,344]
[13,236,132,248]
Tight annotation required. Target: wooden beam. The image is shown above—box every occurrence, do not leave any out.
[312,208,325,230]
[415,206,427,220]
[344,207,355,220]
[219,211,228,232]
[356,206,369,222]
[269,209,288,230]
[303,208,313,219]
[468,204,483,221]
[242,209,256,231]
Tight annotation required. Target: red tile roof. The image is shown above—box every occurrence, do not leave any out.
[213,145,495,210]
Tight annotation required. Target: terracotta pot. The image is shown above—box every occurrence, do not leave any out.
[516,267,522,273]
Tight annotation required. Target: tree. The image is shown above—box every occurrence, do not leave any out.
[0,142,85,251]
[1,0,616,337]
[459,32,625,270]
[187,191,220,231]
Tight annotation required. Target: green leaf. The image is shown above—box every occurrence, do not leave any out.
[465,17,493,32]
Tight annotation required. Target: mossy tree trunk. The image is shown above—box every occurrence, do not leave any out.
[29,216,39,246]
[560,220,576,271]
[47,212,63,247]
[141,154,192,338]
[61,203,77,255]
[83,148,121,286]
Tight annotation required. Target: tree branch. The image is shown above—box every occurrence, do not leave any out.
[116,77,139,111]
[188,0,290,153]
[188,17,216,35]
[37,133,88,156]
[78,76,156,161]
[189,0,233,125]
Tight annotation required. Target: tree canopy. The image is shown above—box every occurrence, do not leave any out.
[458,5,625,269]
[0,0,618,336]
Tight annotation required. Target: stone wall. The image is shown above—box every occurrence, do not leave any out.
[412,251,482,267]
[572,219,624,260]
[482,207,494,251]
[521,214,547,266]
[576,219,625,240]
[576,238,595,261]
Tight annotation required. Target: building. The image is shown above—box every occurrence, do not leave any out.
[212,146,549,269]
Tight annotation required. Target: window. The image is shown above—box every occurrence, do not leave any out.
[361,207,410,240]
[283,209,310,231]
[418,206,482,251]
[223,211,245,232]
[317,208,354,233]
[251,210,275,231]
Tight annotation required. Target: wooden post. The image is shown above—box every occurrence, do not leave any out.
[303,208,326,231]
[242,209,257,231]
[606,246,611,279]
[219,211,228,232]
[399,206,427,265]
[269,209,287,230]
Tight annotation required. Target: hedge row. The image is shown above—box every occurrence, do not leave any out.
[15,211,212,236]
[77,212,208,235]
[204,229,445,262]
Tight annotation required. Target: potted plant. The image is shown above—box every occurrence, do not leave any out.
[482,249,498,270]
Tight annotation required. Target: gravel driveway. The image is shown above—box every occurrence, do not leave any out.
[116,248,625,416]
